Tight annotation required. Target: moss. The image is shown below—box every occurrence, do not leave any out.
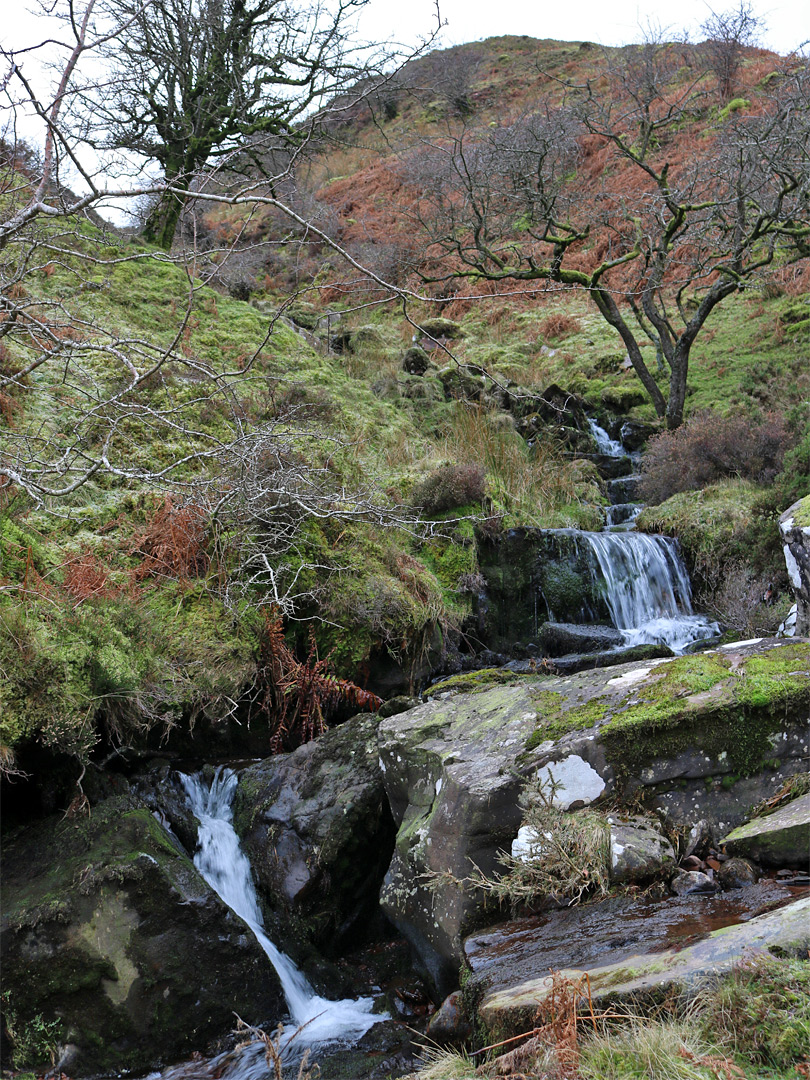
[791,495,810,527]
[426,667,536,697]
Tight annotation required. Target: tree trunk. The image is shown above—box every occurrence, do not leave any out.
[142,187,187,252]
[666,344,689,429]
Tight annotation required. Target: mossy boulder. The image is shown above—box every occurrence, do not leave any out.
[722,792,810,868]
[377,640,810,996]
[232,716,396,955]
[0,795,282,1075]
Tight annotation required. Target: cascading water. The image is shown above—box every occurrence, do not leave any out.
[178,769,382,1056]
[587,417,626,458]
[580,530,719,653]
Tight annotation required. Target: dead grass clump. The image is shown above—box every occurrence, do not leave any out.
[63,551,114,604]
[132,496,210,581]
[540,314,581,341]
[412,462,487,515]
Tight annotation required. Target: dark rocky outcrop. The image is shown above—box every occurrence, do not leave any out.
[539,621,624,656]
[233,716,396,955]
[1,796,282,1076]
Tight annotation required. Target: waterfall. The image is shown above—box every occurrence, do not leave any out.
[587,417,626,458]
[579,531,719,653]
[179,769,383,1047]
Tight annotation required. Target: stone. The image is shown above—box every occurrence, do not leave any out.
[549,643,674,675]
[721,793,810,869]
[779,497,810,636]
[473,895,810,1038]
[670,869,718,895]
[718,857,759,890]
[376,641,810,994]
[539,622,624,657]
[425,991,472,1044]
[1,795,282,1076]
[683,818,714,861]
[608,815,676,885]
[233,716,395,954]
[401,346,431,375]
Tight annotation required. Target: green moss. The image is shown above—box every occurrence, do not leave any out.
[792,495,810,527]
[427,667,535,697]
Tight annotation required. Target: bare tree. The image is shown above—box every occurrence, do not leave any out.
[405,45,810,428]
[700,1,764,101]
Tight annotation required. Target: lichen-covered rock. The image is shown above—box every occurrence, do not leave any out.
[233,716,395,954]
[780,497,810,636]
[0,796,282,1075]
[721,792,810,868]
[608,815,675,885]
[377,640,809,994]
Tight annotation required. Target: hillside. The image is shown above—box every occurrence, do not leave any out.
[1,34,808,803]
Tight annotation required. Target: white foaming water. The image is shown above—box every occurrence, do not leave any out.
[179,769,382,1048]
[587,417,626,457]
[581,531,720,654]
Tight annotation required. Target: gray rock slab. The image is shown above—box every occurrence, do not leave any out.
[476,895,810,1036]
[722,792,810,868]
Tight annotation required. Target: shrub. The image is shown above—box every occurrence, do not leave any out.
[639,411,796,505]
[412,463,487,516]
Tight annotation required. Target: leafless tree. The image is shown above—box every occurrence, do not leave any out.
[700,1,764,101]
[405,45,810,428]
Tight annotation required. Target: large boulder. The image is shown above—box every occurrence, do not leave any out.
[0,796,282,1076]
[721,792,810,868]
[780,497,810,636]
[233,716,395,954]
[377,640,810,995]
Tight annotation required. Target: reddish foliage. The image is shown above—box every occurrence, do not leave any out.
[63,551,113,603]
[540,313,581,340]
[252,610,382,753]
[639,411,796,504]
[131,497,210,581]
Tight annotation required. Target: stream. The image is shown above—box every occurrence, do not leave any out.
[155,770,384,1080]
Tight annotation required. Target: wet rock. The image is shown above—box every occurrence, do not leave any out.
[550,643,673,674]
[670,869,718,895]
[607,474,641,503]
[577,453,634,480]
[718,857,759,890]
[619,419,659,451]
[1,796,282,1076]
[426,991,473,1044]
[233,716,396,954]
[609,815,675,885]
[721,792,810,869]
[378,695,420,719]
[473,895,810,1039]
[539,622,624,656]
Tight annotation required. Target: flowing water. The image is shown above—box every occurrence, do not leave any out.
[587,417,626,458]
[580,530,720,653]
[170,769,384,1077]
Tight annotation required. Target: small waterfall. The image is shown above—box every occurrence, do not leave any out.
[587,417,626,458]
[179,769,382,1047]
[580,531,719,653]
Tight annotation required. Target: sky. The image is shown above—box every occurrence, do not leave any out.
[357,0,808,57]
[1,0,805,220]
